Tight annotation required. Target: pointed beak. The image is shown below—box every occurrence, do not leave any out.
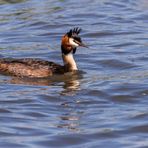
[79,42,89,48]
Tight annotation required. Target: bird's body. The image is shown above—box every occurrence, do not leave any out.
[0,28,87,78]
[0,58,64,77]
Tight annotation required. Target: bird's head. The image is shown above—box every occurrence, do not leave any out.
[61,27,87,55]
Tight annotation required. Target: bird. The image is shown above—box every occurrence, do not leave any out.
[0,27,87,78]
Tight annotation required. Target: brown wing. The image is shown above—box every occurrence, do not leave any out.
[0,58,64,78]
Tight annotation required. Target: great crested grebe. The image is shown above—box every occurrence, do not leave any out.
[0,28,87,78]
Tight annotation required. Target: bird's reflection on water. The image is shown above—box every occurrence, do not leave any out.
[6,70,84,96]
[0,72,84,132]
[57,111,84,132]
[0,71,85,132]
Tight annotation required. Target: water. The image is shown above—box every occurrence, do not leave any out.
[0,0,148,147]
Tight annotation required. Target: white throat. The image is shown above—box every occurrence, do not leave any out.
[62,53,78,71]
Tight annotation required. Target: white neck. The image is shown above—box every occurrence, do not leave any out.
[62,53,78,72]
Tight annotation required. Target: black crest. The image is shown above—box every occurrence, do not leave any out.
[67,27,81,37]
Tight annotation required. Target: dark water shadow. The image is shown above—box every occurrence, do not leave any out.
[0,0,27,4]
